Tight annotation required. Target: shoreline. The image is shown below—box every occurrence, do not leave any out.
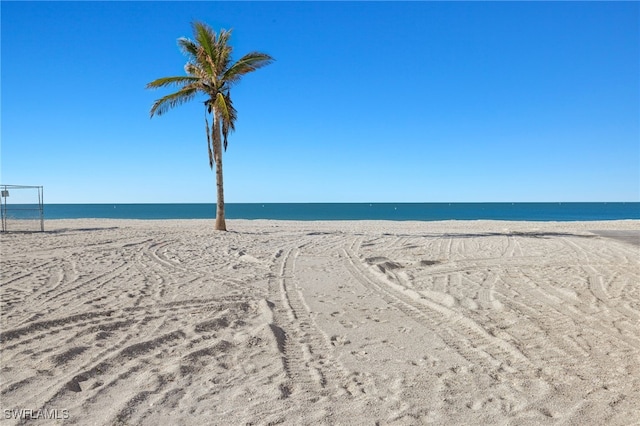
[38,218,640,240]
[34,217,640,226]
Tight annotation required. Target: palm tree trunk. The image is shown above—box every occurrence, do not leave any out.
[212,115,227,231]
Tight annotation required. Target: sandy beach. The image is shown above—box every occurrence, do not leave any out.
[1,219,639,425]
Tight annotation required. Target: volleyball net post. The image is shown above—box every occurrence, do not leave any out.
[0,185,44,232]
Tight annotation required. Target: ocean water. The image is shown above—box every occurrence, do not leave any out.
[5,202,639,221]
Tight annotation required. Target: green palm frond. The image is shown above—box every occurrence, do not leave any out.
[215,92,237,151]
[184,63,202,78]
[146,75,199,90]
[190,25,234,83]
[193,22,222,78]
[214,29,233,76]
[205,107,213,169]
[215,92,230,122]
[224,92,237,128]
[193,21,216,59]
[149,86,199,117]
[178,37,198,61]
[223,52,274,85]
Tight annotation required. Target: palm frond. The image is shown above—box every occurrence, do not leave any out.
[214,92,229,122]
[184,63,201,78]
[146,75,199,90]
[193,22,219,78]
[215,92,237,151]
[224,92,237,128]
[178,37,198,61]
[205,106,213,169]
[223,52,274,84]
[149,86,199,117]
[193,21,216,58]
[214,29,233,76]
[197,46,218,83]
[184,62,214,83]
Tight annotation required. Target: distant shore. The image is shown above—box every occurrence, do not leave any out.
[2,219,639,425]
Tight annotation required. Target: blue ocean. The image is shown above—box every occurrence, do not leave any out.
[15,202,640,221]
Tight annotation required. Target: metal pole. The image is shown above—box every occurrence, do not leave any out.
[39,186,44,232]
[1,186,5,232]
[1,185,6,232]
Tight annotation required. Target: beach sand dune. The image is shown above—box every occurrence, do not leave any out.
[1,219,638,425]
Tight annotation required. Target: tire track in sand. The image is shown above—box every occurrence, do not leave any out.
[266,245,363,402]
[342,237,533,375]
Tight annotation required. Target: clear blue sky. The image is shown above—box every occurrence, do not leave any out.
[2,1,639,203]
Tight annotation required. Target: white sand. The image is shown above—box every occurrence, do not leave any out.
[1,219,639,425]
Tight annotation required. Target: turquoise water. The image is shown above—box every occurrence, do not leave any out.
[8,202,639,221]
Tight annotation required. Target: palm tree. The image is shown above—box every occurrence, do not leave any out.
[147,21,273,231]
